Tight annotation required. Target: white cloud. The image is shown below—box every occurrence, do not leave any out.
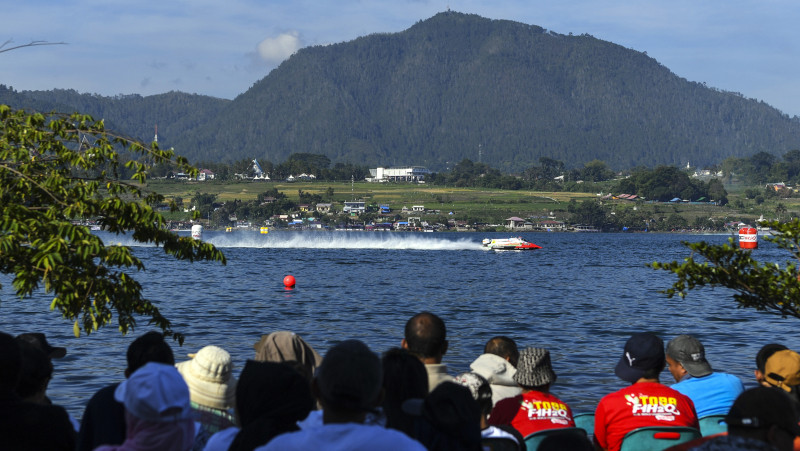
[257,31,302,64]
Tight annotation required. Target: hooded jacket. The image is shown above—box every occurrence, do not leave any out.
[469,353,522,406]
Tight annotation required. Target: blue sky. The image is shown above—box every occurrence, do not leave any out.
[3,0,799,117]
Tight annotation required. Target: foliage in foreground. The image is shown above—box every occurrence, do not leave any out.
[650,219,800,320]
[0,106,226,343]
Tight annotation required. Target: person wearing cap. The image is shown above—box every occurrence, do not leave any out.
[257,339,425,450]
[594,332,698,451]
[175,345,237,451]
[691,387,800,451]
[754,343,788,387]
[0,331,76,451]
[763,349,800,401]
[253,331,323,381]
[14,334,81,431]
[95,361,195,451]
[454,371,523,449]
[401,311,455,392]
[470,336,523,407]
[488,347,576,437]
[78,330,176,451]
[665,334,744,418]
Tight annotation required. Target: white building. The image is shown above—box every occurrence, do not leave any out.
[367,166,431,182]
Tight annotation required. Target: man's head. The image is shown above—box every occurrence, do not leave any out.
[615,332,665,384]
[14,339,53,402]
[125,331,175,378]
[401,312,448,363]
[314,339,383,418]
[665,334,713,382]
[513,347,557,391]
[755,343,788,385]
[763,350,800,394]
[725,387,800,451]
[484,336,519,367]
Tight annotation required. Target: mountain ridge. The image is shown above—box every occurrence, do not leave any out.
[3,11,799,171]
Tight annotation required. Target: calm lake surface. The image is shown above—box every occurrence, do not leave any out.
[1,230,796,421]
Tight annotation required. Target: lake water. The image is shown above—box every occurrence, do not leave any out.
[1,230,796,421]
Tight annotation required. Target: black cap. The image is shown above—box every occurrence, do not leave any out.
[16,333,66,359]
[614,332,664,383]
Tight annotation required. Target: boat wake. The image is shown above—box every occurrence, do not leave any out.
[95,231,484,250]
[207,232,482,250]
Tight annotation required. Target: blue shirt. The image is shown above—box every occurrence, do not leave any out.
[671,372,745,417]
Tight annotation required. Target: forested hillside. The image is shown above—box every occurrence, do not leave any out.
[0,86,228,146]
[3,11,800,171]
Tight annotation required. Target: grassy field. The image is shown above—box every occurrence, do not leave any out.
[145,179,800,226]
[146,179,598,220]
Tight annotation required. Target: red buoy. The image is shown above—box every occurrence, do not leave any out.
[283,275,296,288]
[738,226,758,250]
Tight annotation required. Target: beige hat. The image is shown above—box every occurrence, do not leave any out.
[176,345,237,410]
[764,349,800,393]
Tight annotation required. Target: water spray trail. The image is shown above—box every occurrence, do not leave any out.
[93,231,486,250]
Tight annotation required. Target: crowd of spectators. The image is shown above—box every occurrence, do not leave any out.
[1,311,799,450]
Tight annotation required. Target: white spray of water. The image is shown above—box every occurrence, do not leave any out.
[207,232,484,250]
[95,231,486,250]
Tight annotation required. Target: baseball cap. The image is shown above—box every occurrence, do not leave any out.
[725,387,800,436]
[615,332,665,383]
[115,362,191,422]
[666,335,712,378]
[16,333,66,359]
[764,349,800,393]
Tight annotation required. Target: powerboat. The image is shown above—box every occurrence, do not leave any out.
[482,237,542,250]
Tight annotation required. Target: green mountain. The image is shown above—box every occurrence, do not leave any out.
[3,12,800,171]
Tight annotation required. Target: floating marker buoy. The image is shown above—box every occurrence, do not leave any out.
[283,275,296,288]
[191,224,203,240]
[738,226,758,250]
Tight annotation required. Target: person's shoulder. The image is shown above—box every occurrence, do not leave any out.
[714,372,745,386]
[86,382,121,404]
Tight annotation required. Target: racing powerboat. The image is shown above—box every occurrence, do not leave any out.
[482,237,542,250]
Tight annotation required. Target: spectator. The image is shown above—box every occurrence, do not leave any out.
[594,332,698,451]
[470,336,522,406]
[13,338,54,404]
[382,347,429,437]
[253,331,322,380]
[257,339,425,450]
[78,330,175,451]
[488,347,575,437]
[762,349,800,401]
[96,362,194,451]
[403,381,483,451]
[0,331,76,450]
[692,387,800,451]
[203,361,315,451]
[665,334,744,417]
[754,343,788,386]
[455,371,522,449]
[401,311,454,392]
[176,345,237,450]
